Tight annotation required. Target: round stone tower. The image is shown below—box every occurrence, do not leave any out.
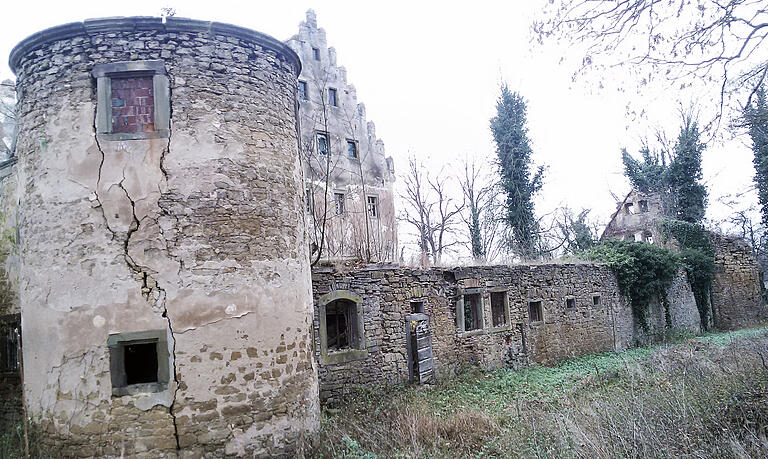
[9,17,318,457]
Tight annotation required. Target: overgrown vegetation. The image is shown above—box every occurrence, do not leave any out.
[490,85,544,260]
[580,239,679,329]
[659,219,716,328]
[300,328,768,458]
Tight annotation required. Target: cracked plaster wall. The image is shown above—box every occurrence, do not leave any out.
[10,17,319,457]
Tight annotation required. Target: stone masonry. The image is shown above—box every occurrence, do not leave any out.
[286,10,397,263]
[7,17,319,457]
[311,262,636,403]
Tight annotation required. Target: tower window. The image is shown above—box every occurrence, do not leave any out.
[316,132,329,156]
[312,47,320,60]
[334,192,345,215]
[298,80,309,100]
[108,330,170,396]
[347,140,358,158]
[367,196,378,218]
[328,88,338,107]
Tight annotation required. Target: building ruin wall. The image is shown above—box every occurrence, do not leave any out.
[8,17,319,457]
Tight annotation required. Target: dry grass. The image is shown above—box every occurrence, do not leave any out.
[299,327,768,458]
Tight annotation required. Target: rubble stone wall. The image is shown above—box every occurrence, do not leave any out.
[9,17,318,457]
[711,234,767,330]
[311,263,635,403]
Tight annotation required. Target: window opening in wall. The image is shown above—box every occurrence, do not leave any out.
[565,297,576,309]
[528,300,543,323]
[0,320,19,372]
[638,200,648,212]
[491,291,508,327]
[328,88,338,107]
[298,80,309,100]
[367,196,378,218]
[312,47,320,60]
[334,192,345,215]
[347,140,358,158]
[410,300,425,314]
[463,293,483,331]
[316,132,329,156]
[592,295,602,307]
[643,231,654,244]
[92,60,169,141]
[325,301,349,350]
[625,202,634,215]
[124,341,159,385]
[305,187,313,214]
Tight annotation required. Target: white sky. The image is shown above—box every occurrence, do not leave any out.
[1,1,758,256]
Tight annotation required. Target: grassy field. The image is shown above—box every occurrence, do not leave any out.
[299,327,768,458]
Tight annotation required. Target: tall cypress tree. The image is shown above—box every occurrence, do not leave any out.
[667,115,707,223]
[745,86,768,227]
[490,85,544,259]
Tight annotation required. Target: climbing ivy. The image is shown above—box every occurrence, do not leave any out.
[580,240,679,329]
[658,219,715,329]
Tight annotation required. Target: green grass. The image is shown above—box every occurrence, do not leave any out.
[300,326,768,458]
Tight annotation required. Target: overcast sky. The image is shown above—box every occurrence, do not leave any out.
[1,1,758,257]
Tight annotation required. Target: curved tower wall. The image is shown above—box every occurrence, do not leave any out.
[10,17,318,457]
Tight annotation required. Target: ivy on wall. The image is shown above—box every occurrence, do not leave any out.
[580,240,680,329]
[658,219,715,329]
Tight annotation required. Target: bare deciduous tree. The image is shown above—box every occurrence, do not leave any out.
[458,158,504,263]
[401,158,464,266]
[534,1,768,121]
[0,80,17,158]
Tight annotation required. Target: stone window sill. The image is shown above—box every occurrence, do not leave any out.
[98,130,169,142]
[112,382,168,397]
[490,324,512,333]
[320,348,368,365]
[458,328,485,338]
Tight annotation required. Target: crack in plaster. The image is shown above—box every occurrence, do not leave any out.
[174,310,252,335]
[93,109,180,450]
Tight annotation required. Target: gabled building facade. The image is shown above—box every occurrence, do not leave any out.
[286,10,397,263]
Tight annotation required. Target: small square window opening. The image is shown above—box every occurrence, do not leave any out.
[328,88,338,107]
[410,301,425,314]
[298,81,309,101]
[312,47,320,60]
[491,292,508,327]
[625,203,634,215]
[565,297,576,309]
[124,341,159,385]
[592,295,602,307]
[347,140,358,158]
[528,300,543,323]
[367,196,378,218]
[638,200,648,213]
[334,192,345,215]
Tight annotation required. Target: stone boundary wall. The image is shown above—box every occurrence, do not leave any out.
[711,234,767,330]
[636,269,701,343]
[311,262,635,403]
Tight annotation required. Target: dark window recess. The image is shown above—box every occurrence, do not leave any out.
[0,317,20,372]
[491,292,507,327]
[347,140,358,158]
[110,76,155,134]
[312,47,320,60]
[326,299,359,351]
[463,293,482,331]
[317,132,329,156]
[566,297,576,309]
[305,188,313,213]
[411,301,425,314]
[528,300,543,323]
[367,196,378,218]
[124,342,159,385]
[592,295,602,307]
[328,88,338,107]
[625,202,634,215]
[334,192,345,215]
[298,80,309,100]
[638,200,648,213]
